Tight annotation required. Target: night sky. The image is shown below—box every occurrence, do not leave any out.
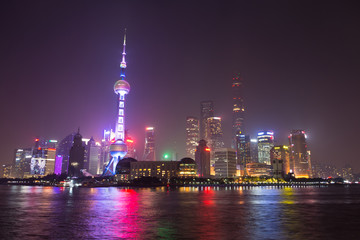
[1,1,360,171]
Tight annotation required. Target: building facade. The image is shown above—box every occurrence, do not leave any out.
[57,133,75,174]
[30,147,56,176]
[250,138,258,163]
[205,117,224,151]
[235,134,251,175]
[68,130,85,177]
[14,148,32,178]
[257,131,274,165]
[214,148,237,178]
[143,127,155,161]
[200,101,214,140]
[195,140,211,178]
[86,137,101,175]
[246,163,272,177]
[185,116,200,159]
[178,158,197,178]
[232,73,245,141]
[270,145,290,179]
[130,161,179,180]
[289,130,311,178]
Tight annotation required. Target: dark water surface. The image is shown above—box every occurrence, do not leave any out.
[0,185,359,239]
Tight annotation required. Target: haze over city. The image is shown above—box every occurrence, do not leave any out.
[1,1,359,171]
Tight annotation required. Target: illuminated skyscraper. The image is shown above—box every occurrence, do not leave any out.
[205,117,224,150]
[235,134,251,175]
[270,145,290,179]
[250,138,258,163]
[186,116,200,158]
[103,30,130,175]
[232,73,245,139]
[98,129,114,174]
[143,127,155,161]
[14,148,32,178]
[257,131,274,165]
[195,140,210,178]
[30,138,56,176]
[86,137,101,175]
[125,136,136,159]
[200,101,214,139]
[289,130,311,178]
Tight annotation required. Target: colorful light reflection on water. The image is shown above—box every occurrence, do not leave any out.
[1,185,360,239]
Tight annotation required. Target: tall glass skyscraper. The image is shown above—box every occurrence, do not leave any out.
[232,73,245,137]
[143,127,155,161]
[200,101,214,140]
[289,130,311,178]
[195,140,211,178]
[186,116,200,158]
[270,145,290,179]
[68,130,85,177]
[57,133,75,174]
[205,117,224,150]
[235,134,251,174]
[257,131,274,165]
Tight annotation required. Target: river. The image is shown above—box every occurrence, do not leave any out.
[0,185,359,239]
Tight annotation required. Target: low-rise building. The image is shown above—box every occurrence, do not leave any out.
[246,163,271,177]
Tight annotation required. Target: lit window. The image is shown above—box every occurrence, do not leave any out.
[119,101,124,108]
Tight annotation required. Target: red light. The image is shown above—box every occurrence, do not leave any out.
[110,138,116,143]
[38,147,41,150]
[48,148,56,151]
[35,138,39,142]
[205,148,211,152]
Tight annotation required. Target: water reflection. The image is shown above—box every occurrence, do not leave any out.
[1,185,360,239]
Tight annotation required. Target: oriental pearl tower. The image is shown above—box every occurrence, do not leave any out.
[103,30,130,176]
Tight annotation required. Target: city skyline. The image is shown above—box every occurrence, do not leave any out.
[1,1,360,172]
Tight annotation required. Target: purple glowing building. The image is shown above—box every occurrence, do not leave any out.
[54,155,63,175]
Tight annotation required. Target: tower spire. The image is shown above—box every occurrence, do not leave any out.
[120,29,127,79]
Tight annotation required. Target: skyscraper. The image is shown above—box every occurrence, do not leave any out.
[195,140,210,178]
[200,101,214,139]
[235,134,251,174]
[214,148,237,178]
[270,145,290,179]
[257,131,274,165]
[125,136,136,159]
[86,137,101,176]
[30,138,56,176]
[14,148,32,178]
[57,133,75,174]
[103,30,130,176]
[250,138,258,163]
[289,130,311,178]
[99,129,114,174]
[232,73,245,140]
[185,116,200,158]
[205,117,224,150]
[68,129,85,177]
[143,127,155,161]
